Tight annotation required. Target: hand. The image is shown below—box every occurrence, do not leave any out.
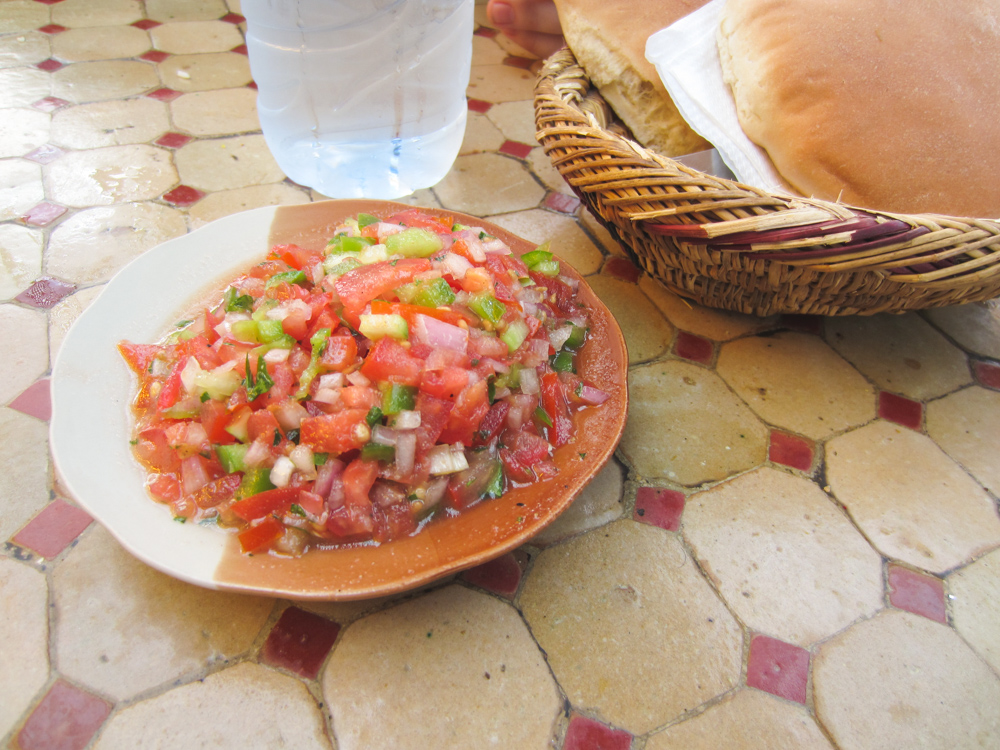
[486,0,566,59]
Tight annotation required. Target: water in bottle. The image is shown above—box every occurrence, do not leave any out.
[242,0,473,200]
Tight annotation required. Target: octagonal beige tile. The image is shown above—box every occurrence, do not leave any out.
[948,547,1000,676]
[170,87,258,136]
[717,332,876,440]
[0,1,49,34]
[175,135,284,191]
[303,579,456,627]
[622,361,769,485]
[434,153,544,216]
[54,525,273,701]
[323,585,560,750]
[51,0,142,28]
[487,100,538,145]
[51,25,150,62]
[924,300,1000,359]
[0,107,49,158]
[531,457,625,546]
[149,21,243,55]
[526,146,574,195]
[685,467,884,646]
[472,34,506,66]
[0,407,50,543]
[46,145,178,207]
[50,99,170,149]
[926,386,1000,496]
[0,224,43,300]
[146,0,230,22]
[646,689,835,750]
[487,208,604,274]
[640,275,778,342]
[585,274,672,363]
[813,610,1000,750]
[0,559,49,737]
[825,313,971,400]
[51,61,159,103]
[0,159,43,221]
[0,303,47,404]
[0,31,50,69]
[826,420,1000,574]
[95,662,332,749]
[521,520,742,734]
[47,202,188,285]
[460,112,505,154]
[49,285,104,363]
[0,67,51,108]
[188,183,309,227]
[158,52,252,92]
[467,64,536,103]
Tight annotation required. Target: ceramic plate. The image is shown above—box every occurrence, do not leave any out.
[50,200,628,600]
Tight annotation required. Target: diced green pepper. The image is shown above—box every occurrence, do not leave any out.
[328,235,376,254]
[550,350,575,373]
[231,319,261,343]
[365,406,384,427]
[235,466,274,499]
[226,409,251,442]
[564,323,587,349]
[469,293,506,325]
[394,277,456,307]
[265,270,307,288]
[381,383,417,415]
[359,313,408,341]
[495,362,522,390]
[215,443,248,473]
[534,405,553,427]
[484,460,504,499]
[256,319,285,343]
[500,319,529,352]
[361,442,395,462]
[323,256,362,277]
[294,327,331,400]
[521,244,560,277]
[520,248,553,267]
[357,213,380,228]
[384,227,444,258]
[224,286,254,312]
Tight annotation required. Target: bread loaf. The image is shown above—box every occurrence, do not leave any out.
[554,0,711,156]
[717,0,1000,217]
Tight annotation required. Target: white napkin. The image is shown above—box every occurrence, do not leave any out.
[645,0,797,195]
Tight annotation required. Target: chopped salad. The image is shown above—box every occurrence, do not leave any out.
[119,209,609,557]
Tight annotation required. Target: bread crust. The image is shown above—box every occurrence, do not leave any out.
[718,0,1000,217]
[555,0,712,156]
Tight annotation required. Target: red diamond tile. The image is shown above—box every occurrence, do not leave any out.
[888,564,947,623]
[461,552,522,597]
[23,202,67,227]
[163,185,205,206]
[768,431,814,472]
[221,12,246,23]
[147,87,182,102]
[633,487,685,531]
[155,132,193,149]
[38,24,67,34]
[36,58,64,72]
[674,330,714,364]
[231,43,248,55]
[15,276,77,309]
[261,607,340,679]
[746,634,810,704]
[974,361,1000,390]
[563,715,632,750]
[140,50,170,63]
[499,139,532,159]
[474,26,499,38]
[8,377,52,421]
[878,391,922,430]
[600,255,639,282]
[132,19,162,30]
[25,143,65,164]
[503,55,535,70]
[780,314,823,335]
[32,96,71,112]
[543,191,581,215]
[467,97,493,114]
[247,80,258,90]
[34,0,66,5]
[14,498,92,559]
[17,679,111,750]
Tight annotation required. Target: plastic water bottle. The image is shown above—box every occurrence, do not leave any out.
[242,0,474,200]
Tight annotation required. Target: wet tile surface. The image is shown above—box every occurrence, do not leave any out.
[4,4,1000,748]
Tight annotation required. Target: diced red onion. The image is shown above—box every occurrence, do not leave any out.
[272,399,309,431]
[482,238,510,255]
[312,388,341,405]
[480,357,510,374]
[413,314,468,352]
[243,439,272,469]
[347,370,371,387]
[395,432,416,475]
[440,252,472,280]
[549,324,573,351]
[376,222,404,242]
[313,457,344,499]
[318,373,346,390]
[393,410,421,429]
[269,456,294,488]
[372,425,397,446]
[577,384,611,405]
[263,348,291,364]
[559,274,580,291]
[423,476,449,510]
[180,455,210,495]
[371,481,407,509]
[289,444,316,476]
[519,366,540,396]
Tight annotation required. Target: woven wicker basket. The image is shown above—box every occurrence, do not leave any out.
[534,48,1000,316]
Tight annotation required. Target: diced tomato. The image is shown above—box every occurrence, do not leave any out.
[360,337,425,386]
[438,379,490,446]
[134,428,182,473]
[199,399,234,444]
[474,400,510,445]
[299,409,370,454]
[369,299,469,328]
[191,473,242,509]
[270,243,323,270]
[180,454,212,495]
[247,410,281,443]
[204,307,224,345]
[147,473,181,503]
[156,355,188,412]
[540,372,573,447]
[231,486,300,521]
[414,393,453,451]
[308,309,338,339]
[334,258,432,325]
[419,366,469,401]
[180,335,222,370]
[254,360,295,408]
[485,256,518,302]
[325,503,375,538]
[320,333,359,371]
[372,501,416,543]
[530,271,576,314]
[238,516,284,553]
[118,341,162,375]
[340,385,380,410]
[249,259,292,279]
[343,458,379,508]
[297,490,326,519]
[500,430,556,484]
[388,209,454,234]
[282,307,309,340]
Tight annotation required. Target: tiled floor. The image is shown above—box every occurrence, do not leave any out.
[3,0,1000,748]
